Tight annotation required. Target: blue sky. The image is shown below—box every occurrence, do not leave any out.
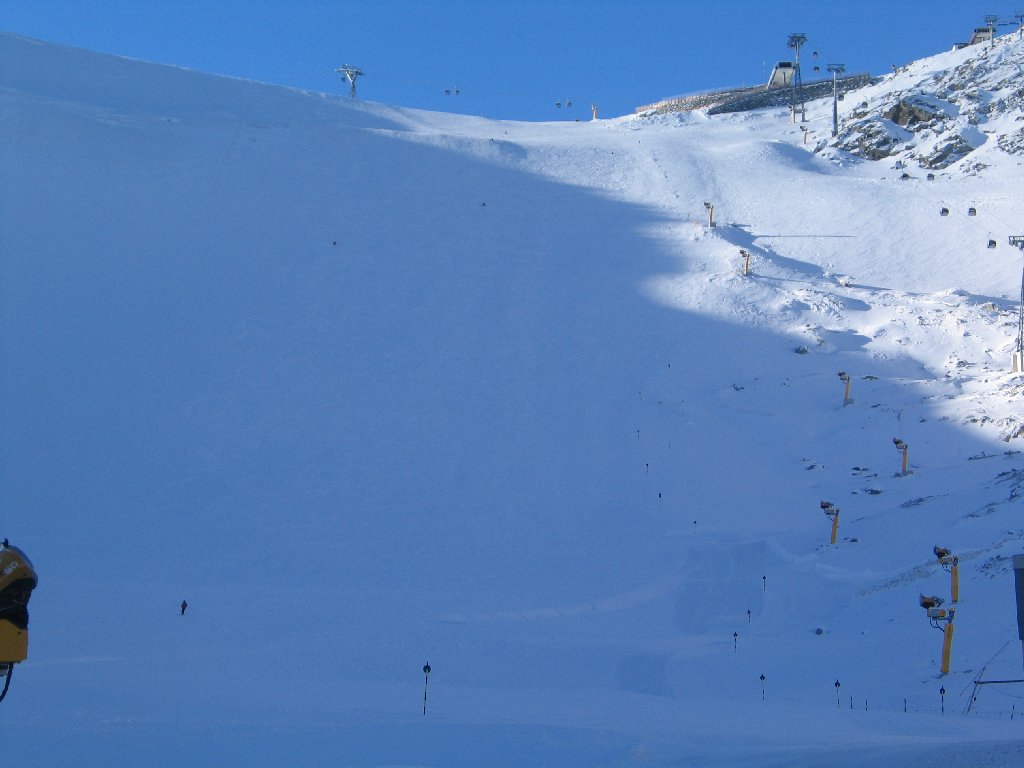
[3,1,1016,120]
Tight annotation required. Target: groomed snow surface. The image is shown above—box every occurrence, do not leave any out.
[2,31,1024,766]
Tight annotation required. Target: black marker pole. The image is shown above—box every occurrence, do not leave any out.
[423,663,431,715]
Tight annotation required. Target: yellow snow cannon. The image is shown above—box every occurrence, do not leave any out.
[0,542,37,702]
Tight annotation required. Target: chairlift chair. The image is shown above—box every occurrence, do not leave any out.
[988,239,997,249]
[940,207,949,216]
[968,207,977,216]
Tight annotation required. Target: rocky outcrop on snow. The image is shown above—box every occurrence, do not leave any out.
[817,34,1024,172]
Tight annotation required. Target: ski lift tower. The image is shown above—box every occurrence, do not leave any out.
[336,65,364,98]
[985,15,1000,48]
[787,33,807,122]
[827,64,845,137]
[1009,236,1024,372]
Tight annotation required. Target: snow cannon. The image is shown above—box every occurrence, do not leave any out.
[919,592,955,675]
[837,371,853,405]
[919,593,945,618]
[820,501,840,545]
[893,437,910,475]
[934,545,960,604]
[0,542,38,702]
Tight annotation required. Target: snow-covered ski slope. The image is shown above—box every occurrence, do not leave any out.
[2,31,1024,766]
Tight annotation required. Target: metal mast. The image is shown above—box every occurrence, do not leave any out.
[335,65,364,98]
[985,15,1000,47]
[787,33,807,122]
[827,64,845,137]
[1011,236,1024,372]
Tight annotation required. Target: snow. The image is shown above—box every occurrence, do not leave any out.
[2,29,1024,766]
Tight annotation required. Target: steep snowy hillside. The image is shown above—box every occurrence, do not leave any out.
[1,31,1023,767]
[823,34,1024,172]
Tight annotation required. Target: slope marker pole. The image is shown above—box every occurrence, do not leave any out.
[423,662,431,715]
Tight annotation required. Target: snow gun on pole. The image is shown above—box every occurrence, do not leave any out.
[0,541,38,703]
